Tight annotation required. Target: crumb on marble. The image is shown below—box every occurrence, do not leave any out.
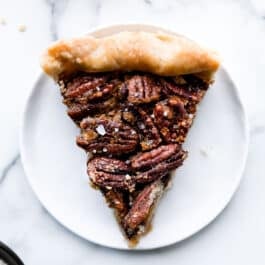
[0,17,7,25]
[18,24,27,32]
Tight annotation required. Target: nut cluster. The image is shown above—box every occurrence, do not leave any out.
[60,71,208,239]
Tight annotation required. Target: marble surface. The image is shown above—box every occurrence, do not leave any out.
[0,0,265,264]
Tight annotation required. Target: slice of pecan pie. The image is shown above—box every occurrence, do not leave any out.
[41,31,219,245]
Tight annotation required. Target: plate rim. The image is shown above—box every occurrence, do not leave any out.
[19,23,250,251]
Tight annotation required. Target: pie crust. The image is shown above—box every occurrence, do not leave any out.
[41,31,219,81]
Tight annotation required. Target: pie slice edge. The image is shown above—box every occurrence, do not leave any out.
[41,30,220,246]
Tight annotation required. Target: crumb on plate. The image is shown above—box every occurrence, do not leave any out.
[200,146,214,157]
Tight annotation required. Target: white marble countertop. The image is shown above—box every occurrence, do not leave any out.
[1,0,265,264]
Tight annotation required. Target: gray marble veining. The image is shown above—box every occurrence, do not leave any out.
[0,154,20,185]
[45,0,69,40]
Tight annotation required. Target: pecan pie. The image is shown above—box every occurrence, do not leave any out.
[41,31,219,245]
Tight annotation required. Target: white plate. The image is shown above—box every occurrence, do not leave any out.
[20,25,249,250]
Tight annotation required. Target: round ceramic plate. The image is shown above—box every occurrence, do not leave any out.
[20,25,249,250]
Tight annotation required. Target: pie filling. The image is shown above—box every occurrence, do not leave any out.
[59,71,210,243]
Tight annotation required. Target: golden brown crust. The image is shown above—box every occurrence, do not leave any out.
[41,31,220,81]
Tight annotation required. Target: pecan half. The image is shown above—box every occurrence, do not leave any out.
[161,75,207,102]
[125,74,161,104]
[67,97,117,121]
[87,157,134,191]
[131,144,182,169]
[77,116,139,155]
[63,73,114,100]
[131,144,187,184]
[122,105,161,151]
[122,179,164,238]
[153,96,194,144]
[61,73,121,121]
